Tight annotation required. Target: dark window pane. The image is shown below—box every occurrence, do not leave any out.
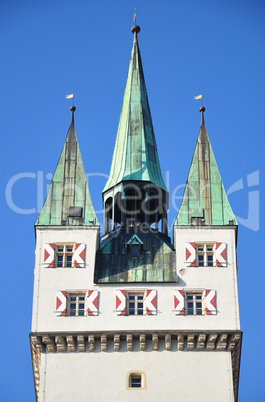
[131,245,139,256]
[208,255,213,266]
[57,247,63,252]
[198,255,204,266]
[196,295,202,300]
[138,310,143,315]
[70,304,76,316]
[187,295,193,300]
[138,296,144,300]
[129,296,135,301]
[66,256,72,267]
[79,297,85,301]
[131,377,141,387]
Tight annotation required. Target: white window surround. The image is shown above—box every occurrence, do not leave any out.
[116,289,157,316]
[55,244,75,268]
[185,242,227,267]
[44,243,86,268]
[55,290,99,316]
[174,289,217,315]
[127,291,145,316]
[185,291,203,315]
[126,371,146,390]
[68,292,86,316]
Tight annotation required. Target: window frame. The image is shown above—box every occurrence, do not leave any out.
[130,244,140,257]
[126,371,146,390]
[55,243,75,268]
[127,291,145,316]
[185,290,204,316]
[68,291,86,317]
[196,243,215,267]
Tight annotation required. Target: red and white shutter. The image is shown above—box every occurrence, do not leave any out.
[145,290,157,315]
[174,290,185,315]
[87,290,99,316]
[44,243,55,268]
[73,243,86,267]
[116,290,126,315]
[204,290,217,315]
[185,242,196,266]
[215,243,227,267]
[56,291,67,316]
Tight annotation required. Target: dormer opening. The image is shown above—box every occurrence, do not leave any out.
[126,234,144,257]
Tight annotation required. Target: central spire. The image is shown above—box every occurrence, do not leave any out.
[102,23,168,235]
[103,23,167,193]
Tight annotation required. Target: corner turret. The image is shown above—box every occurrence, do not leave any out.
[35,106,98,227]
[175,107,237,227]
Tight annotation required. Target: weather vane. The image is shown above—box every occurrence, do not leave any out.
[66,93,74,106]
[194,93,203,107]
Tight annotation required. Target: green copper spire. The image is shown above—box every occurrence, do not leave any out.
[35,106,98,226]
[175,107,237,226]
[103,24,167,193]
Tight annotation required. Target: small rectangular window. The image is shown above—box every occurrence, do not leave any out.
[55,244,74,268]
[68,293,86,316]
[196,243,215,267]
[128,373,144,389]
[186,292,203,315]
[127,292,145,315]
[131,245,139,256]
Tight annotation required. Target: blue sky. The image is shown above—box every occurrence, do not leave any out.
[1,0,264,400]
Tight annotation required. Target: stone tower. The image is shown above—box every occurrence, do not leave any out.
[30,24,242,402]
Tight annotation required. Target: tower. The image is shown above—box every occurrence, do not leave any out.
[30,23,242,402]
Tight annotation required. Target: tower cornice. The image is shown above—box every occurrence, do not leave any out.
[30,330,242,402]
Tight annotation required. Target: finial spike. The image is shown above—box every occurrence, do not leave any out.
[131,8,140,43]
[70,105,76,125]
[131,7,140,42]
[199,106,205,126]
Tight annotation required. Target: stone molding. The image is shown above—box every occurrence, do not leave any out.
[30,330,241,402]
